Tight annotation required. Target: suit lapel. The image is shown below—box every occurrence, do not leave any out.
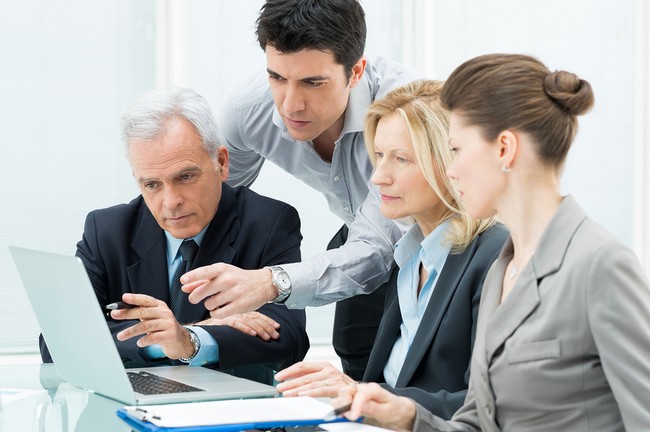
[484,195,587,362]
[193,185,238,268]
[484,256,541,361]
[125,187,241,325]
[180,185,240,323]
[395,240,479,387]
[127,203,169,302]
[364,298,402,381]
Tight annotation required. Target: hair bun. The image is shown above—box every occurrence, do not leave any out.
[543,70,594,116]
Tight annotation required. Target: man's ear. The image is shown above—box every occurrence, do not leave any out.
[217,146,229,180]
[348,56,367,89]
[497,130,518,171]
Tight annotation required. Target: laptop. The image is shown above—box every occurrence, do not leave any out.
[9,245,278,405]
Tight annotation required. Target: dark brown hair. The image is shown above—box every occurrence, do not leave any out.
[255,0,366,80]
[440,53,594,166]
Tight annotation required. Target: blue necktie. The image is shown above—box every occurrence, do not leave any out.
[169,239,199,321]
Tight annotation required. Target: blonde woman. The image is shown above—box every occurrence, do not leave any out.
[275,80,507,419]
[336,54,650,431]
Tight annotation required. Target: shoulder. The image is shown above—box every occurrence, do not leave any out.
[570,218,638,275]
[230,186,300,221]
[227,71,275,112]
[363,54,421,95]
[364,54,418,78]
[471,224,509,257]
[81,196,151,248]
[477,223,509,246]
[86,196,146,226]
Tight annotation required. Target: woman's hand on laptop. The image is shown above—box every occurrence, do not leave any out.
[110,293,197,360]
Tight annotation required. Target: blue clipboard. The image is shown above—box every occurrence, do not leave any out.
[117,407,352,432]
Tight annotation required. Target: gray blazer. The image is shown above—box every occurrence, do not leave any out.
[414,196,650,431]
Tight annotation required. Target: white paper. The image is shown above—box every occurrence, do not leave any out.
[124,396,335,428]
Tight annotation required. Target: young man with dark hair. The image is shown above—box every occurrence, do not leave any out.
[183,0,418,380]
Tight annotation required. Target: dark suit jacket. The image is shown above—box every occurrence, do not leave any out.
[362,225,507,420]
[40,185,309,377]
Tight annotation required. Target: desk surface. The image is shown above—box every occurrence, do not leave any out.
[0,364,386,432]
[0,363,128,432]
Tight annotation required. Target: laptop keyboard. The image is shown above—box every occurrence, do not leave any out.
[127,371,205,395]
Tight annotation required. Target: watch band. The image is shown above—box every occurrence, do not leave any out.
[178,327,200,363]
[268,265,292,304]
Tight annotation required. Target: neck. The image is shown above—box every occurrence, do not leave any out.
[311,112,346,162]
[416,207,451,238]
[499,183,562,261]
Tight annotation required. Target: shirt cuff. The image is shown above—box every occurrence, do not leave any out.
[186,326,219,367]
[141,327,219,367]
[280,261,320,308]
[142,344,166,360]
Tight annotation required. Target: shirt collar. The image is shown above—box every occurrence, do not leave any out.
[394,219,452,275]
[165,226,209,266]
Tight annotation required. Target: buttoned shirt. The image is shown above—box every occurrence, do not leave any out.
[220,55,419,307]
[383,221,451,386]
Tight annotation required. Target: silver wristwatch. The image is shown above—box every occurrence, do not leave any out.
[178,327,200,363]
[268,265,292,304]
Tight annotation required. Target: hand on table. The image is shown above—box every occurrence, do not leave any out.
[196,311,280,341]
[275,361,357,398]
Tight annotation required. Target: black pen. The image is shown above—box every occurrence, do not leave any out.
[105,301,137,310]
[323,403,352,422]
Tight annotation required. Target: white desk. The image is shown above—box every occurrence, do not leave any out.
[0,364,390,432]
[0,363,128,432]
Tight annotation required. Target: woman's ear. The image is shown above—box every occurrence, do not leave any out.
[497,130,518,171]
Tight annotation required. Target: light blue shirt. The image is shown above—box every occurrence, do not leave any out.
[383,221,451,387]
[219,55,419,307]
[143,227,219,366]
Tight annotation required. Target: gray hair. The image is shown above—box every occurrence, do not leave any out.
[120,86,221,160]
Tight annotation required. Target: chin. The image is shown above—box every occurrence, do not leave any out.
[167,228,200,240]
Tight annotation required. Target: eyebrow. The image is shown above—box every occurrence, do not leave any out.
[266,68,329,82]
[373,145,413,155]
[137,166,201,185]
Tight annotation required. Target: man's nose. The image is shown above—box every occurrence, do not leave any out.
[283,84,305,114]
[163,186,183,209]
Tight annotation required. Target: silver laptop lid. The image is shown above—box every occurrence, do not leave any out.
[10,246,278,405]
[10,245,137,404]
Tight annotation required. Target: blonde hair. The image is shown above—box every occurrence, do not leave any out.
[365,79,496,252]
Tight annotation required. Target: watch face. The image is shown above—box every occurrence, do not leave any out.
[276,272,291,290]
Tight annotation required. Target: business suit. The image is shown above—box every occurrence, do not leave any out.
[413,196,650,431]
[363,225,507,420]
[40,185,309,379]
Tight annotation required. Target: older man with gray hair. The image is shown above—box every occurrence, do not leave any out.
[39,86,309,384]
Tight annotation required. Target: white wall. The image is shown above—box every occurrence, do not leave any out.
[420,0,640,249]
[0,0,647,355]
[0,1,155,352]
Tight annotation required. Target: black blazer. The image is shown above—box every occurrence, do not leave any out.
[363,225,508,419]
[40,185,309,375]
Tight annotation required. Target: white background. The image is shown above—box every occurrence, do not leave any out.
[0,0,648,359]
